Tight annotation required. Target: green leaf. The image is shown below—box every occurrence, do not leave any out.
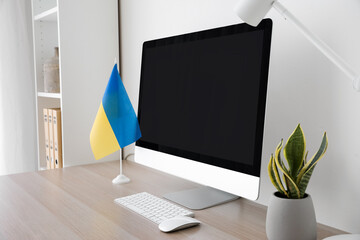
[300,151,308,173]
[274,140,300,198]
[297,132,328,184]
[298,163,316,198]
[268,154,287,197]
[304,151,309,165]
[284,174,300,198]
[284,124,306,178]
[281,164,300,199]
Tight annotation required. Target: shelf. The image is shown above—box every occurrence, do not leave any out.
[32,0,119,170]
[37,92,61,99]
[34,7,58,22]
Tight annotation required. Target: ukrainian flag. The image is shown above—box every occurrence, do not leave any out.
[90,64,141,160]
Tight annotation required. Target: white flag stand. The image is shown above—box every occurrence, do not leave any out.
[112,148,130,184]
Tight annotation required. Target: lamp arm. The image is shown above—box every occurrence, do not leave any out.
[272,1,360,91]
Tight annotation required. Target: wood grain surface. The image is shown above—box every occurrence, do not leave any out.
[0,160,347,239]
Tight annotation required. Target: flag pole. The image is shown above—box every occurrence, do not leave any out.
[112,147,130,184]
[119,148,123,175]
[111,58,130,184]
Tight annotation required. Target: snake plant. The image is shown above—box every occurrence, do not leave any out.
[268,124,328,199]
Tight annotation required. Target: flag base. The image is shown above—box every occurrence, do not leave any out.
[112,174,130,184]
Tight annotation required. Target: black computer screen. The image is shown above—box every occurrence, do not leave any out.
[136,19,272,177]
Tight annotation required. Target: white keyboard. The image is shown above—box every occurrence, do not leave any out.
[114,192,194,224]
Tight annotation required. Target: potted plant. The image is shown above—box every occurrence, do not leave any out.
[266,124,328,240]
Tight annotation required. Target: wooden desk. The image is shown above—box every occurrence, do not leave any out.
[0,160,346,239]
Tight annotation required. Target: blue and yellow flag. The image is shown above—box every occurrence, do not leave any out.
[90,64,141,160]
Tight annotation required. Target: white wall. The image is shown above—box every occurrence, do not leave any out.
[0,0,37,175]
[58,0,119,167]
[120,0,360,233]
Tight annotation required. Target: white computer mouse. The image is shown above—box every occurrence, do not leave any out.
[158,216,201,233]
[323,234,360,240]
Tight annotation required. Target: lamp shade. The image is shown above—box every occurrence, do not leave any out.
[234,0,274,26]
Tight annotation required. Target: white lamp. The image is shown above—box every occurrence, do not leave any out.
[234,0,360,91]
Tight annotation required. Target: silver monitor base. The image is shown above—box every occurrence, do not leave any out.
[163,186,239,210]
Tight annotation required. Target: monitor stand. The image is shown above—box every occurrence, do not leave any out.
[163,186,239,210]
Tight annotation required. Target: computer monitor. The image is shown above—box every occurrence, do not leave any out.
[135,19,272,209]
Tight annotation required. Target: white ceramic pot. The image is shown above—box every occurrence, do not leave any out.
[266,192,317,240]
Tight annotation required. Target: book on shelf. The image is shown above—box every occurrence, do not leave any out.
[48,110,55,169]
[43,109,50,169]
[44,107,63,169]
[52,108,62,168]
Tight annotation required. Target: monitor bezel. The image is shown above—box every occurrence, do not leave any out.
[136,19,272,179]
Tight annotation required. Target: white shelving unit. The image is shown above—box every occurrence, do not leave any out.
[37,92,61,99]
[34,7,58,21]
[31,0,120,170]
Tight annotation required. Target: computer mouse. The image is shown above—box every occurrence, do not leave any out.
[323,234,360,240]
[158,216,201,233]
